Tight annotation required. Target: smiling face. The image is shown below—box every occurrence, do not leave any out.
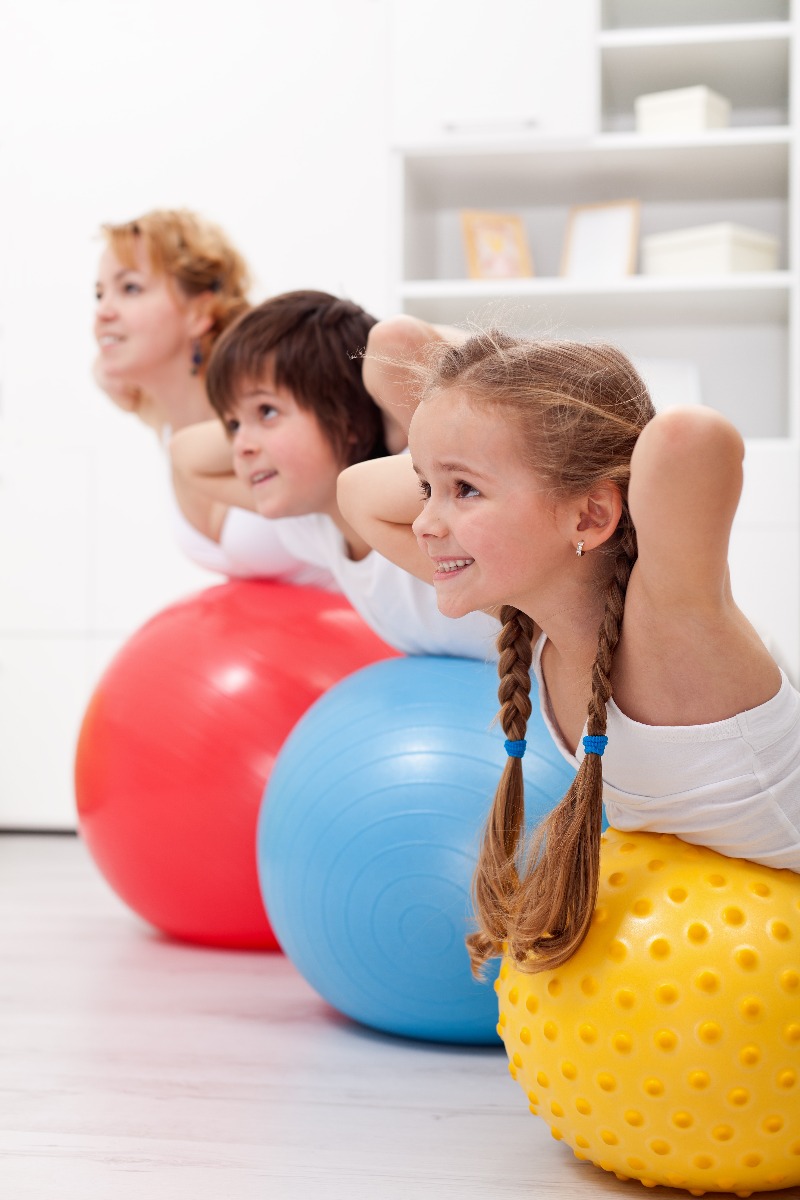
[408,388,575,620]
[224,374,344,520]
[94,242,198,384]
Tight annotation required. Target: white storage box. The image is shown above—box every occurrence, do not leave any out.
[641,223,779,276]
[635,85,731,135]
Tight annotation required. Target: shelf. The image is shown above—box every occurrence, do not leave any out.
[600,24,791,122]
[599,21,791,48]
[601,1,789,30]
[401,131,791,207]
[399,273,792,329]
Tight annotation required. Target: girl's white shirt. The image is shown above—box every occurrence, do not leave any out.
[532,633,800,871]
[272,512,501,659]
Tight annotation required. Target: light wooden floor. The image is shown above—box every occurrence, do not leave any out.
[2,836,797,1200]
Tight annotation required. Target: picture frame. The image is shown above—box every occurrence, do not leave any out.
[460,210,534,280]
[561,199,640,281]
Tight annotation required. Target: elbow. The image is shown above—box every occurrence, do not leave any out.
[366,315,429,363]
[363,316,430,397]
[638,406,744,473]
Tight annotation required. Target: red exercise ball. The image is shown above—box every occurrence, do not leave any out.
[75,580,398,949]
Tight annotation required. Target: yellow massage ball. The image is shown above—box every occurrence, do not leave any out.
[496,828,800,1196]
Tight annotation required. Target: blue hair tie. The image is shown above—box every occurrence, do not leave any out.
[582,735,608,757]
[504,739,527,759]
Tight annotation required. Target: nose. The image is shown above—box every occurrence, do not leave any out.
[95,291,117,320]
[230,423,256,458]
[412,499,445,541]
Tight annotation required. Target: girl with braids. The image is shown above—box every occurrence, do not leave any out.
[94,208,330,585]
[338,328,800,975]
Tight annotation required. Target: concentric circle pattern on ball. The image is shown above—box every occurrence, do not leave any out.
[258,655,577,1043]
[497,828,800,1195]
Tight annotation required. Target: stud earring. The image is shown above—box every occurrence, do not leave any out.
[190,339,203,376]
[576,540,585,557]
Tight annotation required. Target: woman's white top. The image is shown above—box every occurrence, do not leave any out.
[167,495,337,588]
[533,634,800,871]
[273,512,501,659]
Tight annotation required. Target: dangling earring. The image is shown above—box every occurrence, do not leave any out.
[190,338,203,376]
[576,540,585,557]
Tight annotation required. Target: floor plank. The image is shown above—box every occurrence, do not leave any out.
[1,835,797,1199]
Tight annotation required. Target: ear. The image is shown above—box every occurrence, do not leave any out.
[184,292,215,339]
[572,483,623,552]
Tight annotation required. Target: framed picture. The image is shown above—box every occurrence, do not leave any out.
[461,210,534,280]
[561,199,640,281]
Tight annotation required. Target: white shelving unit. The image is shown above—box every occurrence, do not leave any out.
[390,0,799,679]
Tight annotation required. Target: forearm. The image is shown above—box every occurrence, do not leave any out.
[168,420,252,509]
[169,419,236,477]
[339,454,421,530]
[338,454,433,583]
[363,316,467,438]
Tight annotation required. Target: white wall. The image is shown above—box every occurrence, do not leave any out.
[0,0,393,827]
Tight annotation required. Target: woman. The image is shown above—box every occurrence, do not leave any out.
[93,208,332,584]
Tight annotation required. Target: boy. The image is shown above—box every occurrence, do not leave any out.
[170,290,499,658]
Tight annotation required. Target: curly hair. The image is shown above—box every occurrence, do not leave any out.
[101,208,251,369]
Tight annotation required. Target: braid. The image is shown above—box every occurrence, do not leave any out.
[496,604,535,744]
[467,606,534,976]
[588,519,637,740]
[505,525,638,972]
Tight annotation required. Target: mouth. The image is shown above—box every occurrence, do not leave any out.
[432,556,474,579]
[98,334,124,348]
[250,469,277,487]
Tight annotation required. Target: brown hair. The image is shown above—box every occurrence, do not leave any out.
[205,290,387,467]
[101,209,251,368]
[419,330,655,976]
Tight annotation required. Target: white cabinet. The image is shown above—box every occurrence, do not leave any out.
[389,1,597,145]
[391,0,799,680]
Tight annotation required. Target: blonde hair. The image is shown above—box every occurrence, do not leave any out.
[419,330,655,976]
[101,208,251,368]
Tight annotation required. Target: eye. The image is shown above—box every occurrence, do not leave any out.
[122,281,142,295]
[456,479,480,499]
[224,417,240,436]
[95,286,103,301]
[417,477,431,501]
[258,404,278,421]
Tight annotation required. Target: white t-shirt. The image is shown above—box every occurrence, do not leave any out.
[533,633,800,871]
[274,512,501,659]
[162,423,336,587]
[167,487,338,590]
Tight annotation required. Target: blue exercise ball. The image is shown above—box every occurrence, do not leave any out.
[257,655,577,1044]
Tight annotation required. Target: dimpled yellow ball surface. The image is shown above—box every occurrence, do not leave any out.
[496,829,800,1195]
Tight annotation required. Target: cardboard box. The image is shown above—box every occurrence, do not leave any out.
[641,223,779,275]
[635,85,731,135]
